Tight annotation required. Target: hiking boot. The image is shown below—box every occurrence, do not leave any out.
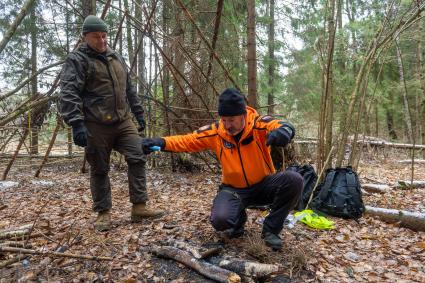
[94,210,111,232]
[227,226,245,239]
[131,203,164,222]
[262,231,282,251]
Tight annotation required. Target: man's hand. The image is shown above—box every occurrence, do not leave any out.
[266,123,295,147]
[72,122,88,147]
[136,116,146,132]
[142,138,165,154]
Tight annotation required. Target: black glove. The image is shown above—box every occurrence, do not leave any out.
[266,123,295,147]
[136,116,146,132]
[142,138,165,154]
[71,122,88,147]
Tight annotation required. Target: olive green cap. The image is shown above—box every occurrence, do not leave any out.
[82,15,108,35]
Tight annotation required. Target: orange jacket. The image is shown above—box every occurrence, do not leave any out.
[163,106,293,188]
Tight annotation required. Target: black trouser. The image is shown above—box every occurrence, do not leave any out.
[85,119,148,212]
[210,171,303,235]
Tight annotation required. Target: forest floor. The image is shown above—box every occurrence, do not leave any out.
[0,149,424,282]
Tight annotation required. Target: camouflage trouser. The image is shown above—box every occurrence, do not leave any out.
[85,119,147,212]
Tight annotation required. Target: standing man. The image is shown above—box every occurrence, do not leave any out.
[59,15,164,232]
[142,88,303,250]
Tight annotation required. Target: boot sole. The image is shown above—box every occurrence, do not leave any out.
[265,241,282,251]
[131,213,164,222]
[94,224,111,232]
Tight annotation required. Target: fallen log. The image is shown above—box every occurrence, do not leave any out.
[0,224,32,240]
[167,240,221,259]
[362,183,392,194]
[395,180,425,189]
[208,256,279,278]
[365,206,425,231]
[0,241,32,248]
[0,246,112,261]
[168,240,202,258]
[357,140,425,150]
[397,159,425,164]
[151,245,241,283]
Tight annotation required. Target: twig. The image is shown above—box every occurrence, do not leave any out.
[0,254,28,268]
[306,146,335,208]
[0,246,112,261]
[151,245,241,283]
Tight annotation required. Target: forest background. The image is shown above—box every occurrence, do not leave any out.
[0,0,424,172]
[1,1,425,282]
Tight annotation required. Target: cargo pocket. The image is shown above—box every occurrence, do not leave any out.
[210,187,245,231]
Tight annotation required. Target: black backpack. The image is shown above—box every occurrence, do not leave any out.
[286,164,318,210]
[312,167,365,219]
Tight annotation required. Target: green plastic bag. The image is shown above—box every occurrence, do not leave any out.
[294,209,334,230]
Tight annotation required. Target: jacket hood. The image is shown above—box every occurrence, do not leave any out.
[217,106,259,143]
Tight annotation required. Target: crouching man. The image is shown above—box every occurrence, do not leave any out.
[142,88,303,250]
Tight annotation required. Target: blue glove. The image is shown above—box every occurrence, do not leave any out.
[266,123,295,147]
[71,122,88,147]
[136,116,145,132]
[142,138,165,154]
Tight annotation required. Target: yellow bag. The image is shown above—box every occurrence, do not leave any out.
[294,209,334,230]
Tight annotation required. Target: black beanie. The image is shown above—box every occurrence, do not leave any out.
[82,15,108,35]
[218,88,247,116]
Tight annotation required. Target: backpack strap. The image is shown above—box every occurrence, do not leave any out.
[345,169,364,218]
[317,169,336,201]
[345,169,357,189]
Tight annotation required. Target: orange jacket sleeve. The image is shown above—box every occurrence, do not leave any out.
[163,123,218,152]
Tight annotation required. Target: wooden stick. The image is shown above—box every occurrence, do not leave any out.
[34,115,62,177]
[362,183,392,194]
[0,255,28,268]
[0,241,32,248]
[2,128,29,180]
[151,245,241,283]
[0,246,112,261]
[365,206,425,231]
[208,256,279,278]
[0,225,32,240]
[199,247,222,259]
[394,180,425,189]
[167,240,221,259]
[306,146,334,208]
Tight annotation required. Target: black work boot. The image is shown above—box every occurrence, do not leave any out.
[262,231,282,250]
[227,226,245,239]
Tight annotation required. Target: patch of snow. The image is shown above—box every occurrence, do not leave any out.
[0,181,19,191]
[30,180,55,187]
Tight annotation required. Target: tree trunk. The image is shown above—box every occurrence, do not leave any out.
[136,0,145,93]
[267,0,275,115]
[395,39,413,143]
[172,8,188,134]
[124,0,134,65]
[246,0,258,109]
[415,15,425,150]
[81,0,96,18]
[317,0,336,172]
[385,108,398,140]
[161,0,175,168]
[30,3,38,155]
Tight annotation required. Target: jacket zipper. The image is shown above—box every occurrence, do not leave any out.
[256,141,272,173]
[236,143,250,187]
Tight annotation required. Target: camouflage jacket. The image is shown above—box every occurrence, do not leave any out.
[59,43,144,126]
